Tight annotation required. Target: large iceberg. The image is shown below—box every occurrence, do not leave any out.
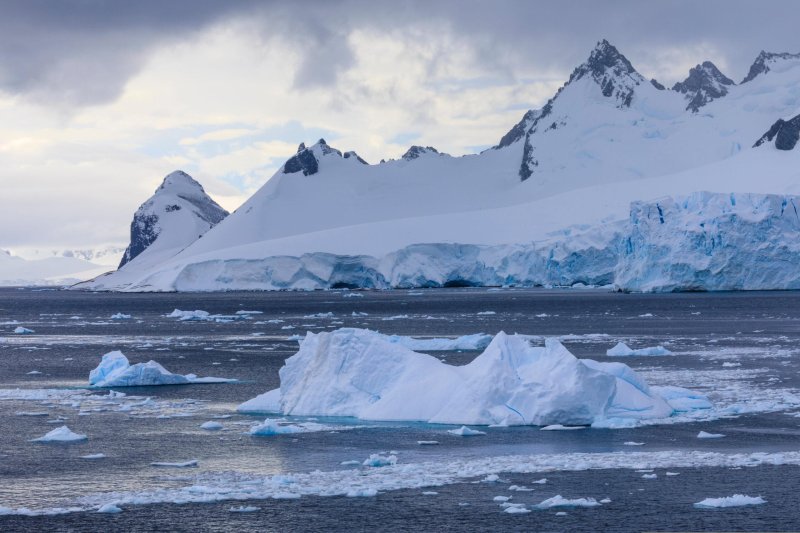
[88,351,236,387]
[239,328,706,426]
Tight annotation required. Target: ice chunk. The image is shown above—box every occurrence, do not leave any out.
[237,389,281,413]
[150,460,198,467]
[493,495,511,502]
[606,342,672,356]
[624,441,645,446]
[200,421,223,431]
[642,473,657,479]
[541,425,585,431]
[448,426,486,436]
[697,431,725,439]
[14,327,34,334]
[88,350,235,387]
[81,453,106,460]
[241,328,692,427]
[249,419,304,436]
[362,453,397,467]
[96,503,122,514]
[536,495,601,508]
[504,506,530,514]
[229,506,260,513]
[110,313,132,320]
[32,425,87,442]
[694,495,765,508]
[417,440,439,445]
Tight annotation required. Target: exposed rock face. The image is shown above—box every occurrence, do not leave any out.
[742,51,800,83]
[401,146,441,161]
[672,61,735,111]
[495,109,539,148]
[119,171,228,268]
[343,151,368,164]
[567,39,643,107]
[650,79,665,90]
[754,113,800,150]
[283,139,347,176]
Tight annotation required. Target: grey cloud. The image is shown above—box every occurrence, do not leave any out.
[1,0,800,106]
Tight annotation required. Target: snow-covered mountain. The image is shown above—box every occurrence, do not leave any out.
[78,40,800,292]
[118,170,227,269]
[0,249,109,286]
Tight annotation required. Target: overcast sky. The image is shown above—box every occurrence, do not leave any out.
[2,0,799,255]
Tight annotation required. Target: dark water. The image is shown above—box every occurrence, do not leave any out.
[1,287,800,532]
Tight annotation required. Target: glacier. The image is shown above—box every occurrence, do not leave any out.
[88,351,236,387]
[238,328,708,427]
[85,191,800,293]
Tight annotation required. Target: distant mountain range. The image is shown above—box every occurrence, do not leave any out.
[77,40,800,292]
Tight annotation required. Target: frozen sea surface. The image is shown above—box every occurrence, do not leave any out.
[2,287,800,531]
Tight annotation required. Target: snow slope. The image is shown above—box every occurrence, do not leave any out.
[77,40,800,292]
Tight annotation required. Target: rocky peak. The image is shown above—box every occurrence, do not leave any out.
[157,170,207,195]
[753,113,800,151]
[343,151,368,164]
[567,39,644,107]
[495,109,540,149]
[672,61,735,112]
[401,145,441,161]
[742,51,800,83]
[283,139,346,176]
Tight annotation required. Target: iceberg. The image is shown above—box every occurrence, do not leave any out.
[697,431,725,439]
[239,328,706,427]
[694,495,766,508]
[535,495,601,509]
[32,425,87,443]
[606,342,672,356]
[88,351,236,387]
[14,327,34,334]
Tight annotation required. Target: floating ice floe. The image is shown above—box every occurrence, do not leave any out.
[150,460,198,468]
[88,351,236,387]
[229,506,260,513]
[110,313,131,320]
[97,503,122,514]
[239,328,708,427]
[694,495,766,508]
[14,327,34,334]
[200,421,223,431]
[540,424,585,431]
[31,425,87,443]
[166,309,250,323]
[81,453,106,460]
[448,426,486,436]
[697,431,725,439]
[606,342,672,356]
[363,454,397,467]
[536,495,601,509]
[248,418,339,436]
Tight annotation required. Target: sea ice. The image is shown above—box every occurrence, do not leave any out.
[14,327,34,334]
[642,473,657,479]
[624,441,645,446]
[448,426,486,436]
[540,425,586,431]
[96,503,122,514]
[694,495,766,508]
[249,419,304,436]
[81,453,106,460]
[110,313,132,320]
[504,506,530,514]
[229,506,260,513]
[697,431,725,439]
[606,342,672,356]
[363,454,397,467]
[32,425,87,443]
[536,495,601,509]
[240,328,703,427]
[88,351,236,387]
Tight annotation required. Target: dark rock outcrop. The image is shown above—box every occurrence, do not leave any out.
[672,61,734,112]
[754,114,800,150]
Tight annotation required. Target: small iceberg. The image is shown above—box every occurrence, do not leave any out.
[32,425,87,443]
[88,351,236,387]
[362,453,397,467]
[606,342,672,356]
[229,506,260,513]
[200,421,223,431]
[697,431,725,439]
[150,460,198,468]
[249,419,304,436]
[110,313,131,320]
[694,495,765,508]
[13,327,34,334]
[167,309,250,323]
[97,503,122,514]
[536,495,601,509]
[448,426,486,436]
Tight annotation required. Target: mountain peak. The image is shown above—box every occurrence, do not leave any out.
[283,139,344,176]
[401,145,441,161]
[157,170,206,195]
[672,61,734,112]
[567,39,643,107]
[742,50,800,83]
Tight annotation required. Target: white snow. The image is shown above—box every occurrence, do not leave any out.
[697,431,726,439]
[694,495,766,508]
[241,328,704,427]
[88,350,236,387]
[606,342,672,356]
[31,425,87,443]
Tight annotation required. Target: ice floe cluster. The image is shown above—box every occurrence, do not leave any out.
[239,328,709,427]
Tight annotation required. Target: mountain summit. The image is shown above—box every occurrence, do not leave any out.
[118,171,228,268]
[672,61,735,112]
